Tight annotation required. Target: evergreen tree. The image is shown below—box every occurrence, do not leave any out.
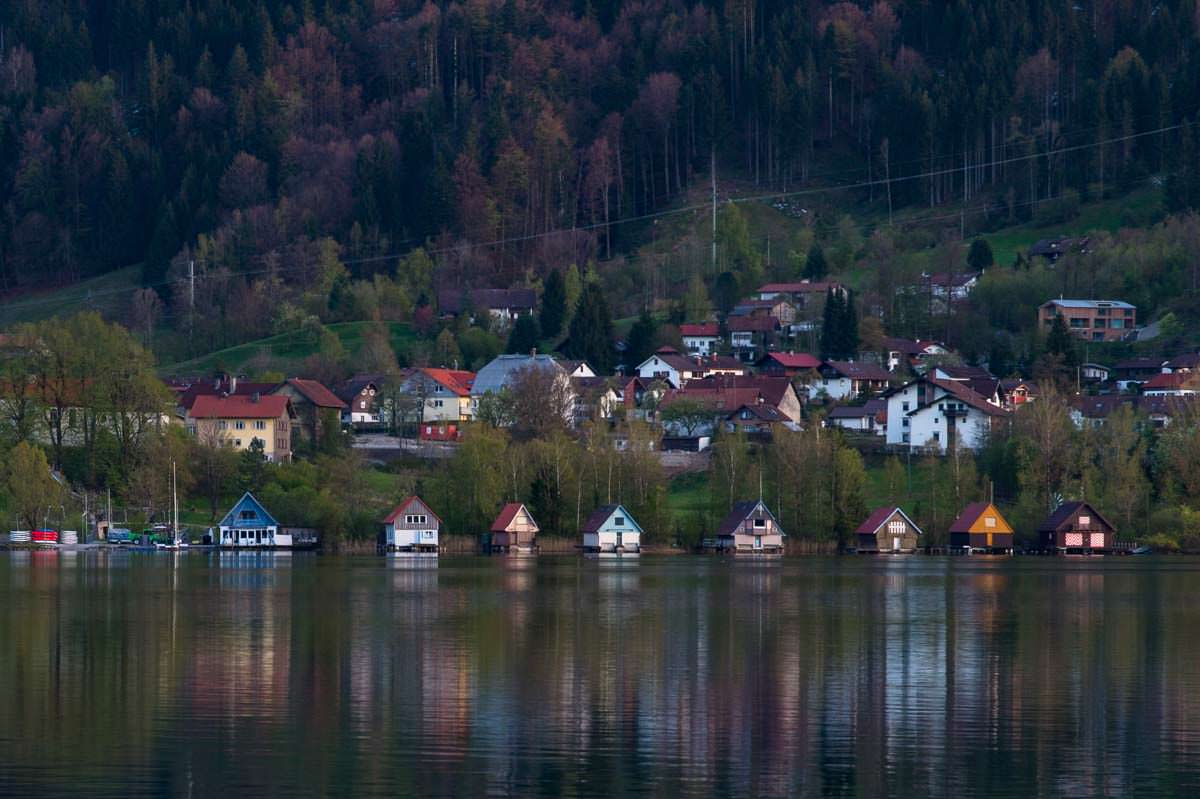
[820,288,843,360]
[539,269,567,338]
[566,283,614,372]
[803,243,828,280]
[967,238,994,271]
[625,311,658,370]
[506,314,540,354]
[1045,313,1078,370]
[713,271,740,316]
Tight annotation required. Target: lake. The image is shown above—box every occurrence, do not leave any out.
[0,551,1198,797]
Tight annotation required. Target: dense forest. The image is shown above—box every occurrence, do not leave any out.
[3,1,1200,345]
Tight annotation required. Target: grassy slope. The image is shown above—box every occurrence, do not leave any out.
[0,265,144,325]
[159,321,415,377]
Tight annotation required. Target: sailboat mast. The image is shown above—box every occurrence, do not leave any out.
[172,460,179,541]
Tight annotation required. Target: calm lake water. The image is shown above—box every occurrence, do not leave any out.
[0,552,1198,797]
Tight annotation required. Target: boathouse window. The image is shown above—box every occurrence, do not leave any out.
[754,518,766,528]
[1078,516,1090,526]
[888,521,905,535]
[614,517,624,526]
[985,517,996,528]
[405,514,427,525]
[240,510,256,520]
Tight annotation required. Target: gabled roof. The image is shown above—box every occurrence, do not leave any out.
[188,394,292,419]
[1165,353,1200,370]
[472,354,564,395]
[638,350,746,376]
[934,364,994,381]
[856,506,922,536]
[716,500,784,537]
[758,351,822,369]
[883,337,944,356]
[490,502,538,533]
[822,361,891,381]
[421,368,476,397]
[949,502,1011,534]
[727,316,779,333]
[1144,372,1197,390]
[1037,500,1115,533]
[921,377,1008,417]
[726,403,787,422]
[333,374,388,404]
[827,399,886,420]
[283,378,347,409]
[680,323,720,337]
[219,492,279,529]
[1114,357,1166,372]
[382,496,442,525]
[179,379,280,410]
[580,504,644,535]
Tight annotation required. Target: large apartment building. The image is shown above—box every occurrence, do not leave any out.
[1038,299,1136,342]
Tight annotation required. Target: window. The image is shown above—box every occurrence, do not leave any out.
[406,514,428,525]
[433,399,444,408]
[1070,318,1087,328]
[255,420,266,430]
[888,520,906,535]
[1094,318,1106,328]
[1111,319,1124,329]
[240,510,257,520]
[932,431,940,441]
[902,433,910,443]
[235,421,245,430]
[985,516,996,528]
[902,402,909,412]
[1078,515,1091,526]
[614,517,624,526]
[218,420,228,430]
[902,418,909,427]
[754,518,766,528]
[1093,332,1104,341]
[234,439,242,447]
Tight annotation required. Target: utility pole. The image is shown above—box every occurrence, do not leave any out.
[188,259,196,349]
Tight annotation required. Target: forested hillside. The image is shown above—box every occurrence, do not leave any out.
[2,1,1200,357]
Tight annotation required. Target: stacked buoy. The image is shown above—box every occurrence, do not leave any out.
[61,530,78,545]
[9,530,31,544]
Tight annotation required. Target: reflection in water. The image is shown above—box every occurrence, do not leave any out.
[0,555,1198,797]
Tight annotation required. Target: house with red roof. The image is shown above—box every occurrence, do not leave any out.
[856,506,922,553]
[380,496,441,552]
[755,351,822,378]
[1142,371,1200,397]
[271,378,346,445]
[680,323,721,356]
[487,503,539,553]
[186,393,295,462]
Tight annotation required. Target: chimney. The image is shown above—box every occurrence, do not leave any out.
[251,392,260,403]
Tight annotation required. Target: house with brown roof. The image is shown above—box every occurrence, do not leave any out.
[713,500,785,553]
[186,393,295,462]
[727,316,781,361]
[381,496,442,553]
[635,347,746,388]
[723,403,790,437]
[1113,357,1167,391]
[826,398,887,435]
[488,503,539,553]
[815,361,891,400]
[949,502,1013,553]
[271,378,346,445]
[856,506,922,553]
[1037,501,1115,553]
[660,375,802,437]
[883,337,947,372]
[437,287,536,323]
[680,323,721,356]
[755,281,847,330]
[334,374,389,427]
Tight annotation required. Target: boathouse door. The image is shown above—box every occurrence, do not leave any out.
[754,536,763,550]
[893,536,901,551]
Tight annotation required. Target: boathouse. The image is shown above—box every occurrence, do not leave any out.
[856,506,922,553]
[948,502,1013,553]
[1037,501,1115,553]
[715,500,785,553]
[489,503,539,553]
[580,504,643,553]
[218,492,290,548]
[381,496,441,553]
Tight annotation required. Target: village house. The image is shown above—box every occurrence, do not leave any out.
[755,351,822,378]
[1113,357,1166,391]
[727,316,781,361]
[826,398,887,435]
[680,323,721,356]
[856,506,922,553]
[1039,299,1136,342]
[270,378,346,445]
[436,287,536,323]
[177,374,278,414]
[674,375,802,420]
[1163,353,1200,374]
[472,354,575,424]
[1080,363,1111,383]
[401,368,476,430]
[729,298,796,325]
[723,404,791,437]
[1142,372,1200,397]
[1037,501,1116,554]
[754,280,846,331]
[380,496,441,553]
[714,500,785,553]
[619,376,663,422]
[334,374,389,427]
[929,364,1000,403]
[571,376,621,424]
[1029,235,1089,262]
[580,504,643,553]
[1071,395,1196,430]
[998,379,1036,412]
[883,337,947,372]
[186,393,294,462]
[883,376,1009,453]
[488,503,539,553]
[218,492,290,548]
[948,502,1014,553]
[635,347,746,389]
[815,361,891,401]
[922,271,982,303]
[555,359,597,378]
